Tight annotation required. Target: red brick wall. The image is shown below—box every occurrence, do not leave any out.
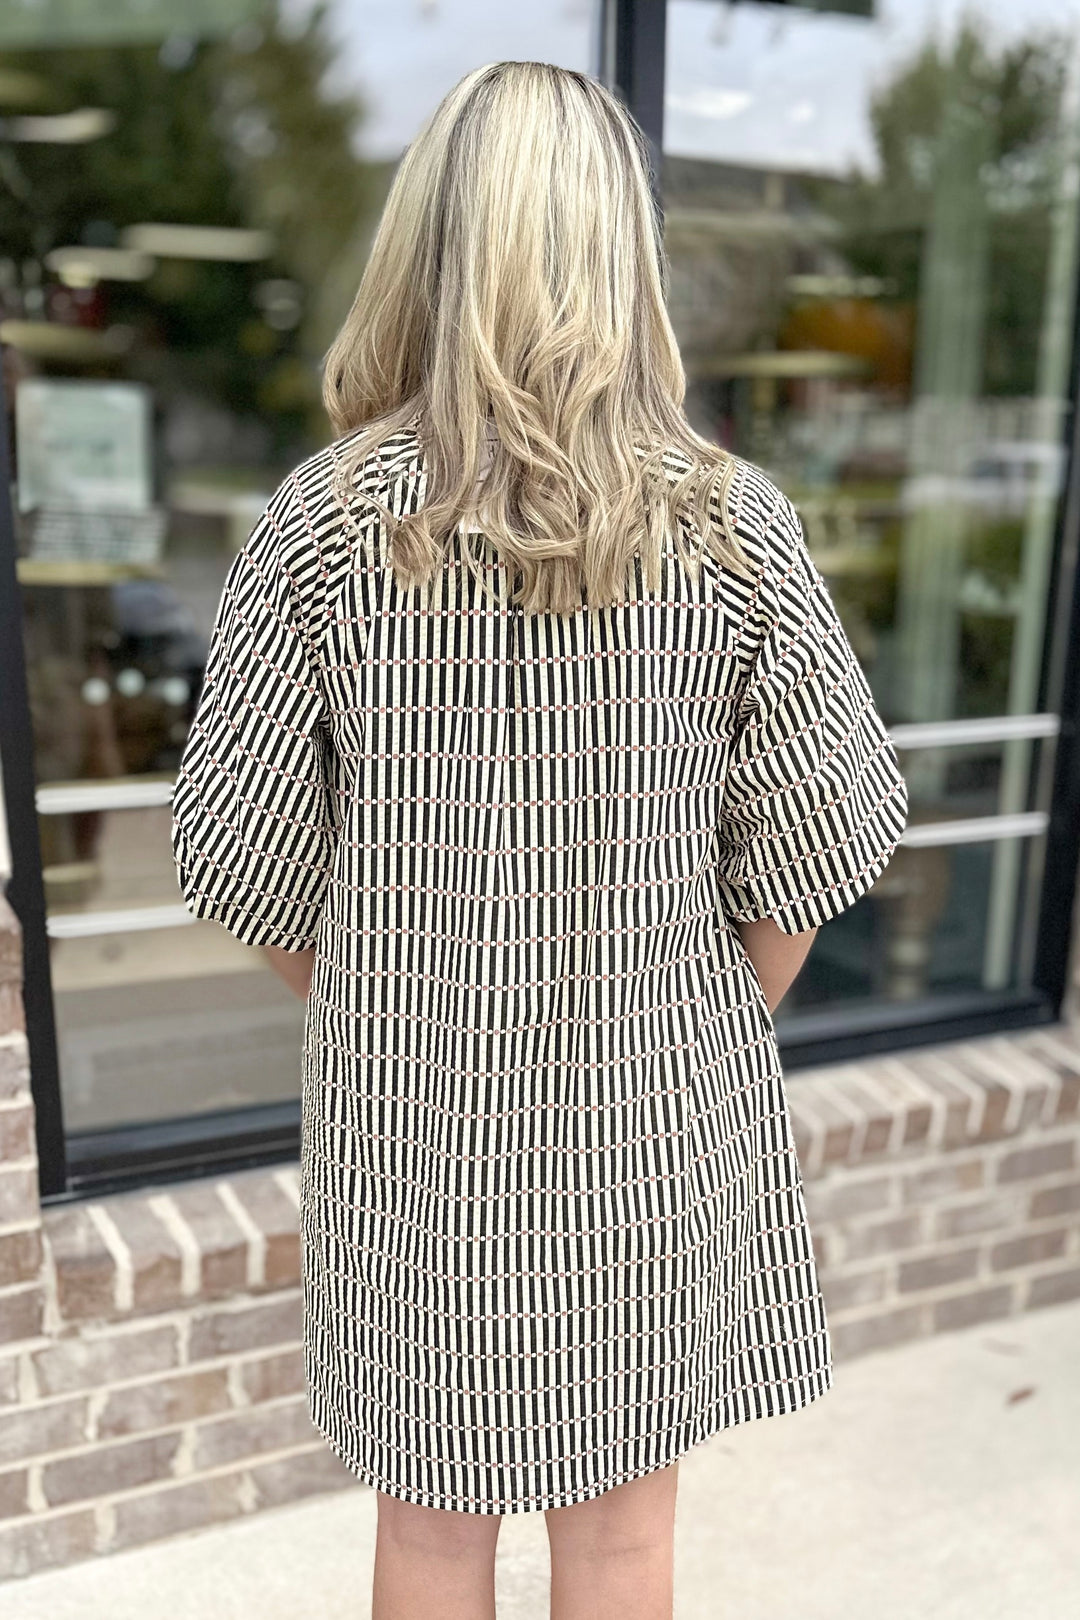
[797,1041,1080,1350]
[0,895,1078,1580]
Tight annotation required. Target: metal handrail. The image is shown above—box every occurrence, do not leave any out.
[889,714,1059,749]
[46,904,194,940]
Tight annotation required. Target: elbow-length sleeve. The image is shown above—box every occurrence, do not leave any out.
[171,474,339,952]
[714,493,909,937]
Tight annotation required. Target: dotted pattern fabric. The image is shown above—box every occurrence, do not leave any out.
[172,424,909,1514]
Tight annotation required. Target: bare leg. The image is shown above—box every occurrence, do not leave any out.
[372,1491,503,1620]
[545,1462,680,1620]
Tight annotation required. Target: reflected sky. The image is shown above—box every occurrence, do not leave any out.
[665,0,1080,175]
[286,0,599,159]
[284,0,1080,172]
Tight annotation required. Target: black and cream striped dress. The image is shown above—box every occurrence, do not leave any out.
[171,422,908,1514]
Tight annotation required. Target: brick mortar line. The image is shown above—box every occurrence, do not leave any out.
[836,1259,1079,1308]
[146,1194,202,1298]
[807,1077,874,1160]
[925,1055,995,1134]
[84,1205,134,1315]
[226,1361,249,1409]
[212,1183,267,1288]
[38,1207,62,1341]
[0,1340,305,1426]
[273,1167,300,1210]
[0,1439,340,1531]
[12,1307,303,1359]
[0,1286,305,1358]
[814,1163,1080,1203]
[859,1059,954,1152]
[963,1047,1060,1133]
[816,1203,1077,1240]
[25,1459,47,1514]
[0,1388,309,1475]
[170,1424,195,1478]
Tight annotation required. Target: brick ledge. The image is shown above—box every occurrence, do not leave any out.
[18,1021,1079,1338]
[787,1024,1080,1174]
[38,1166,302,1332]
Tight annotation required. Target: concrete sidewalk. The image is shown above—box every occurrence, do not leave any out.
[5,1300,1079,1620]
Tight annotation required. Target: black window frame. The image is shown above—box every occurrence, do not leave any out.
[1,0,1075,1201]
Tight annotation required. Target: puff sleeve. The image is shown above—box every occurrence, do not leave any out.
[171,473,339,952]
[714,494,908,936]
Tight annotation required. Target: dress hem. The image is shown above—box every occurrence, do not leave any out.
[306,1362,835,1516]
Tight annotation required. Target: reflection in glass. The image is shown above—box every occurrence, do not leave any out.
[788,838,1026,1012]
[2,4,599,1134]
[665,0,1076,1008]
[52,919,307,1134]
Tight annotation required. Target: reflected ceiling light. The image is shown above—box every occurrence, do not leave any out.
[116,669,146,697]
[120,223,273,261]
[45,246,155,288]
[254,277,302,329]
[80,677,111,707]
[1,107,115,142]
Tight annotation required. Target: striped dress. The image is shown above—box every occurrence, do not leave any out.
[171,422,909,1514]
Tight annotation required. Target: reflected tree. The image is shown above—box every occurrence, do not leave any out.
[0,3,381,459]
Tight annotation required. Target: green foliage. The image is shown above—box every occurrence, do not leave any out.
[808,20,1067,396]
[0,4,379,453]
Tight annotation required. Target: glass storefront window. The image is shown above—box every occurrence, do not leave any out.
[3,1,1077,1186]
[1,3,601,1138]
[664,0,1079,1015]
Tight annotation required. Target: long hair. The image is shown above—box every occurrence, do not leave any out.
[322,60,751,615]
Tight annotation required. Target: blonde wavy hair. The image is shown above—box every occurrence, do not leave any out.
[322,59,749,616]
